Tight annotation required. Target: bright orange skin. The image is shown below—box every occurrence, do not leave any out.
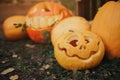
[91,1,120,59]
[26,27,52,43]
[2,15,27,41]
[54,30,105,70]
[26,1,72,43]
[27,2,72,18]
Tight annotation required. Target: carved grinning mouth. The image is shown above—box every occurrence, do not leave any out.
[26,15,61,29]
[58,40,100,60]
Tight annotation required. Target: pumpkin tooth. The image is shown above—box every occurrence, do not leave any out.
[26,15,61,29]
[33,16,40,28]
[39,16,47,28]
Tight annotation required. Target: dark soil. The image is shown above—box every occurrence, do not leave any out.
[0,37,120,80]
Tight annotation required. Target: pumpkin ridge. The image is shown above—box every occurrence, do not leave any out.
[91,1,120,59]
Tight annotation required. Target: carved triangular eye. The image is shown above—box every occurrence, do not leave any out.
[69,40,78,47]
[85,39,90,44]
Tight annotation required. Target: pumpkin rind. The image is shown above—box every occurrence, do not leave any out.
[54,30,105,70]
[26,26,52,43]
[51,16,90,45]
[91,1,120,59]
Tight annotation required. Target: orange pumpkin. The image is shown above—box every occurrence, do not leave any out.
[26,1,72,43]
[2,15,27,41]
[51,16,90,45]
[54,30,105,70]
[91,1,120,59]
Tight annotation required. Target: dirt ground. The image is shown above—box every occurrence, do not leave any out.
[0,35,120,80]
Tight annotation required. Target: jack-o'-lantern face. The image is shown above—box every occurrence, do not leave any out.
[26,1,72,43]
[54,30,105,70]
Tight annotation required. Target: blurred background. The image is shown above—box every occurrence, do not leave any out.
[0,0,76,23]
[0,0,119,22]
[0,0,76,38]
[1,0,119,38]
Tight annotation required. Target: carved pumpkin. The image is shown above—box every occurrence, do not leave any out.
[26,1,72,43]
[51,16,90,45]
[91,1,120,59]
[54,30,104,70]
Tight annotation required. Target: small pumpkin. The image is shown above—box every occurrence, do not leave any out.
[26,1,72,43]
[54,30,104,70]
[2,15,27,41]
[51,16,90,45]
[91,1,120,59]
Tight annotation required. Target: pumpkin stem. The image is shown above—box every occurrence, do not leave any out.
[72,69,78,80]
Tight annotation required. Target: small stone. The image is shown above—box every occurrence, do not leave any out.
[43,64,50,70]
[92,71,95,74]
[18,57,21,59]
[39,67,44,71]
[1,61,6,64]
[1,58,9,63]
[25,44,35,49]
[104,73,109,78]
[31,78,36,80]
[85,69,90,74]
[12,54,18,58]
[47,71,50,75]
[52,75,56,79]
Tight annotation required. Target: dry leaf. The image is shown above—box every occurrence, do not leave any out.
[1,67,15,75]
[9,74,19,80]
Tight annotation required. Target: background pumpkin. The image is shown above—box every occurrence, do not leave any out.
[51,16,90,45]
[54,30,105,70]
[2,15,27,41]
[26,1,72,43]
[91,1,120,59]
